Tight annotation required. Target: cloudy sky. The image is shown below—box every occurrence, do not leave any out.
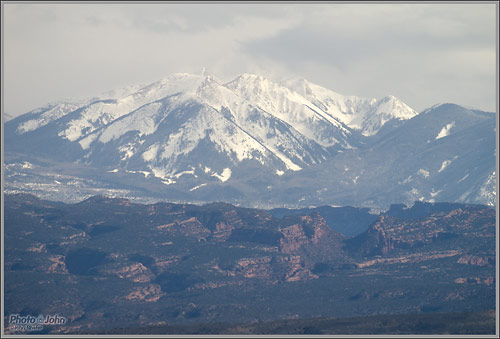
[2,2,497,117]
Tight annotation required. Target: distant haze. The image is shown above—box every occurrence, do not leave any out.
[2,3,497,118]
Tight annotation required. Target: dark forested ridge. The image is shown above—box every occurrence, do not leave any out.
[90,310,496,335]
[3,194,496,334]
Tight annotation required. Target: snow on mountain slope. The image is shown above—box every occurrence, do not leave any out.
[11,72,416,150]
[17,103,82,134]
[58,73,211,143]
[436,122,455,139]
[73,74,331,177]
[140,103,274,181]
[4,76,495,209]
[93,82,149,101]
[5,71,423,189]
[195,75,331,168]
[15,81,159,135]
[478,171,496,206]
[281,78,418,136]
[362,95,418,136]
[225,74,353,148]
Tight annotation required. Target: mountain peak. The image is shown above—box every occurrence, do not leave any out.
[278,80,417,136]
[381,95,397,101]
[237,73,265,80]
[9,70,421,150]
[227,73,271,88]
[4,72,495,210]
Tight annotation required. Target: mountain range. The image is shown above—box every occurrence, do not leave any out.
[3,72,496,209]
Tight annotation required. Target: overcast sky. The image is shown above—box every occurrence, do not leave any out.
[2,2,497,117]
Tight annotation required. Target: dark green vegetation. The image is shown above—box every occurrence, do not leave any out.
[3,194,496,334]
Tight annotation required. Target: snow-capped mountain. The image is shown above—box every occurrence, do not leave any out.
[281,78,418,136]
[4,72,496,209]
[280,103,496,208]
[7,72,413,178]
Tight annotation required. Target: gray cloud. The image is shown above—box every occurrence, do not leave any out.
[245,20,493,69]
[2,3,496,117]
[240,4,496,111]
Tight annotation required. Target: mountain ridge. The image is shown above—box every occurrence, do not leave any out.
[4,72,496,209]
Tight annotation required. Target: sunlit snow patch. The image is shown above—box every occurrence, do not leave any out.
[17,103,80,134]
[190,183,207,191]
[126,170,151,178]
[174,167,196,178]
[140,171,151,178]
[436,122,455,140]
[142,143,159,162]
[438,160,451,173]
[21,162,33,169]
[417,169,430,178]
[430,189,442,198]
[479,171,496,206]
[79,134,99,150]
[211,168,232,182]
[161,178,176,185]
[276,170,285,176]
[118,144,135,161]
[438,156,458,173]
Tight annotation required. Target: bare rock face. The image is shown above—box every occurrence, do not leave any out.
[235,256,273,279]
[153,256,181,274]
[177,217,211,239]
[279,214,344,254]
[276,214,350,276]
[279,255,318,282]
[454,277,495,285]
[47,255,68,274]
[279,224,308,254]
[125,284,165,302]
[27,243,47,253]
[345,205,496,259]
[457,255,495,267]
[349,214,420,257]
[212,222,235,242]
[111,263,155,283]
[157,217,211,240]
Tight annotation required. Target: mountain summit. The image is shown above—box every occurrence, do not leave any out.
[7,72,416,174]
[281,78,417,136]
[4,73,495,208]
